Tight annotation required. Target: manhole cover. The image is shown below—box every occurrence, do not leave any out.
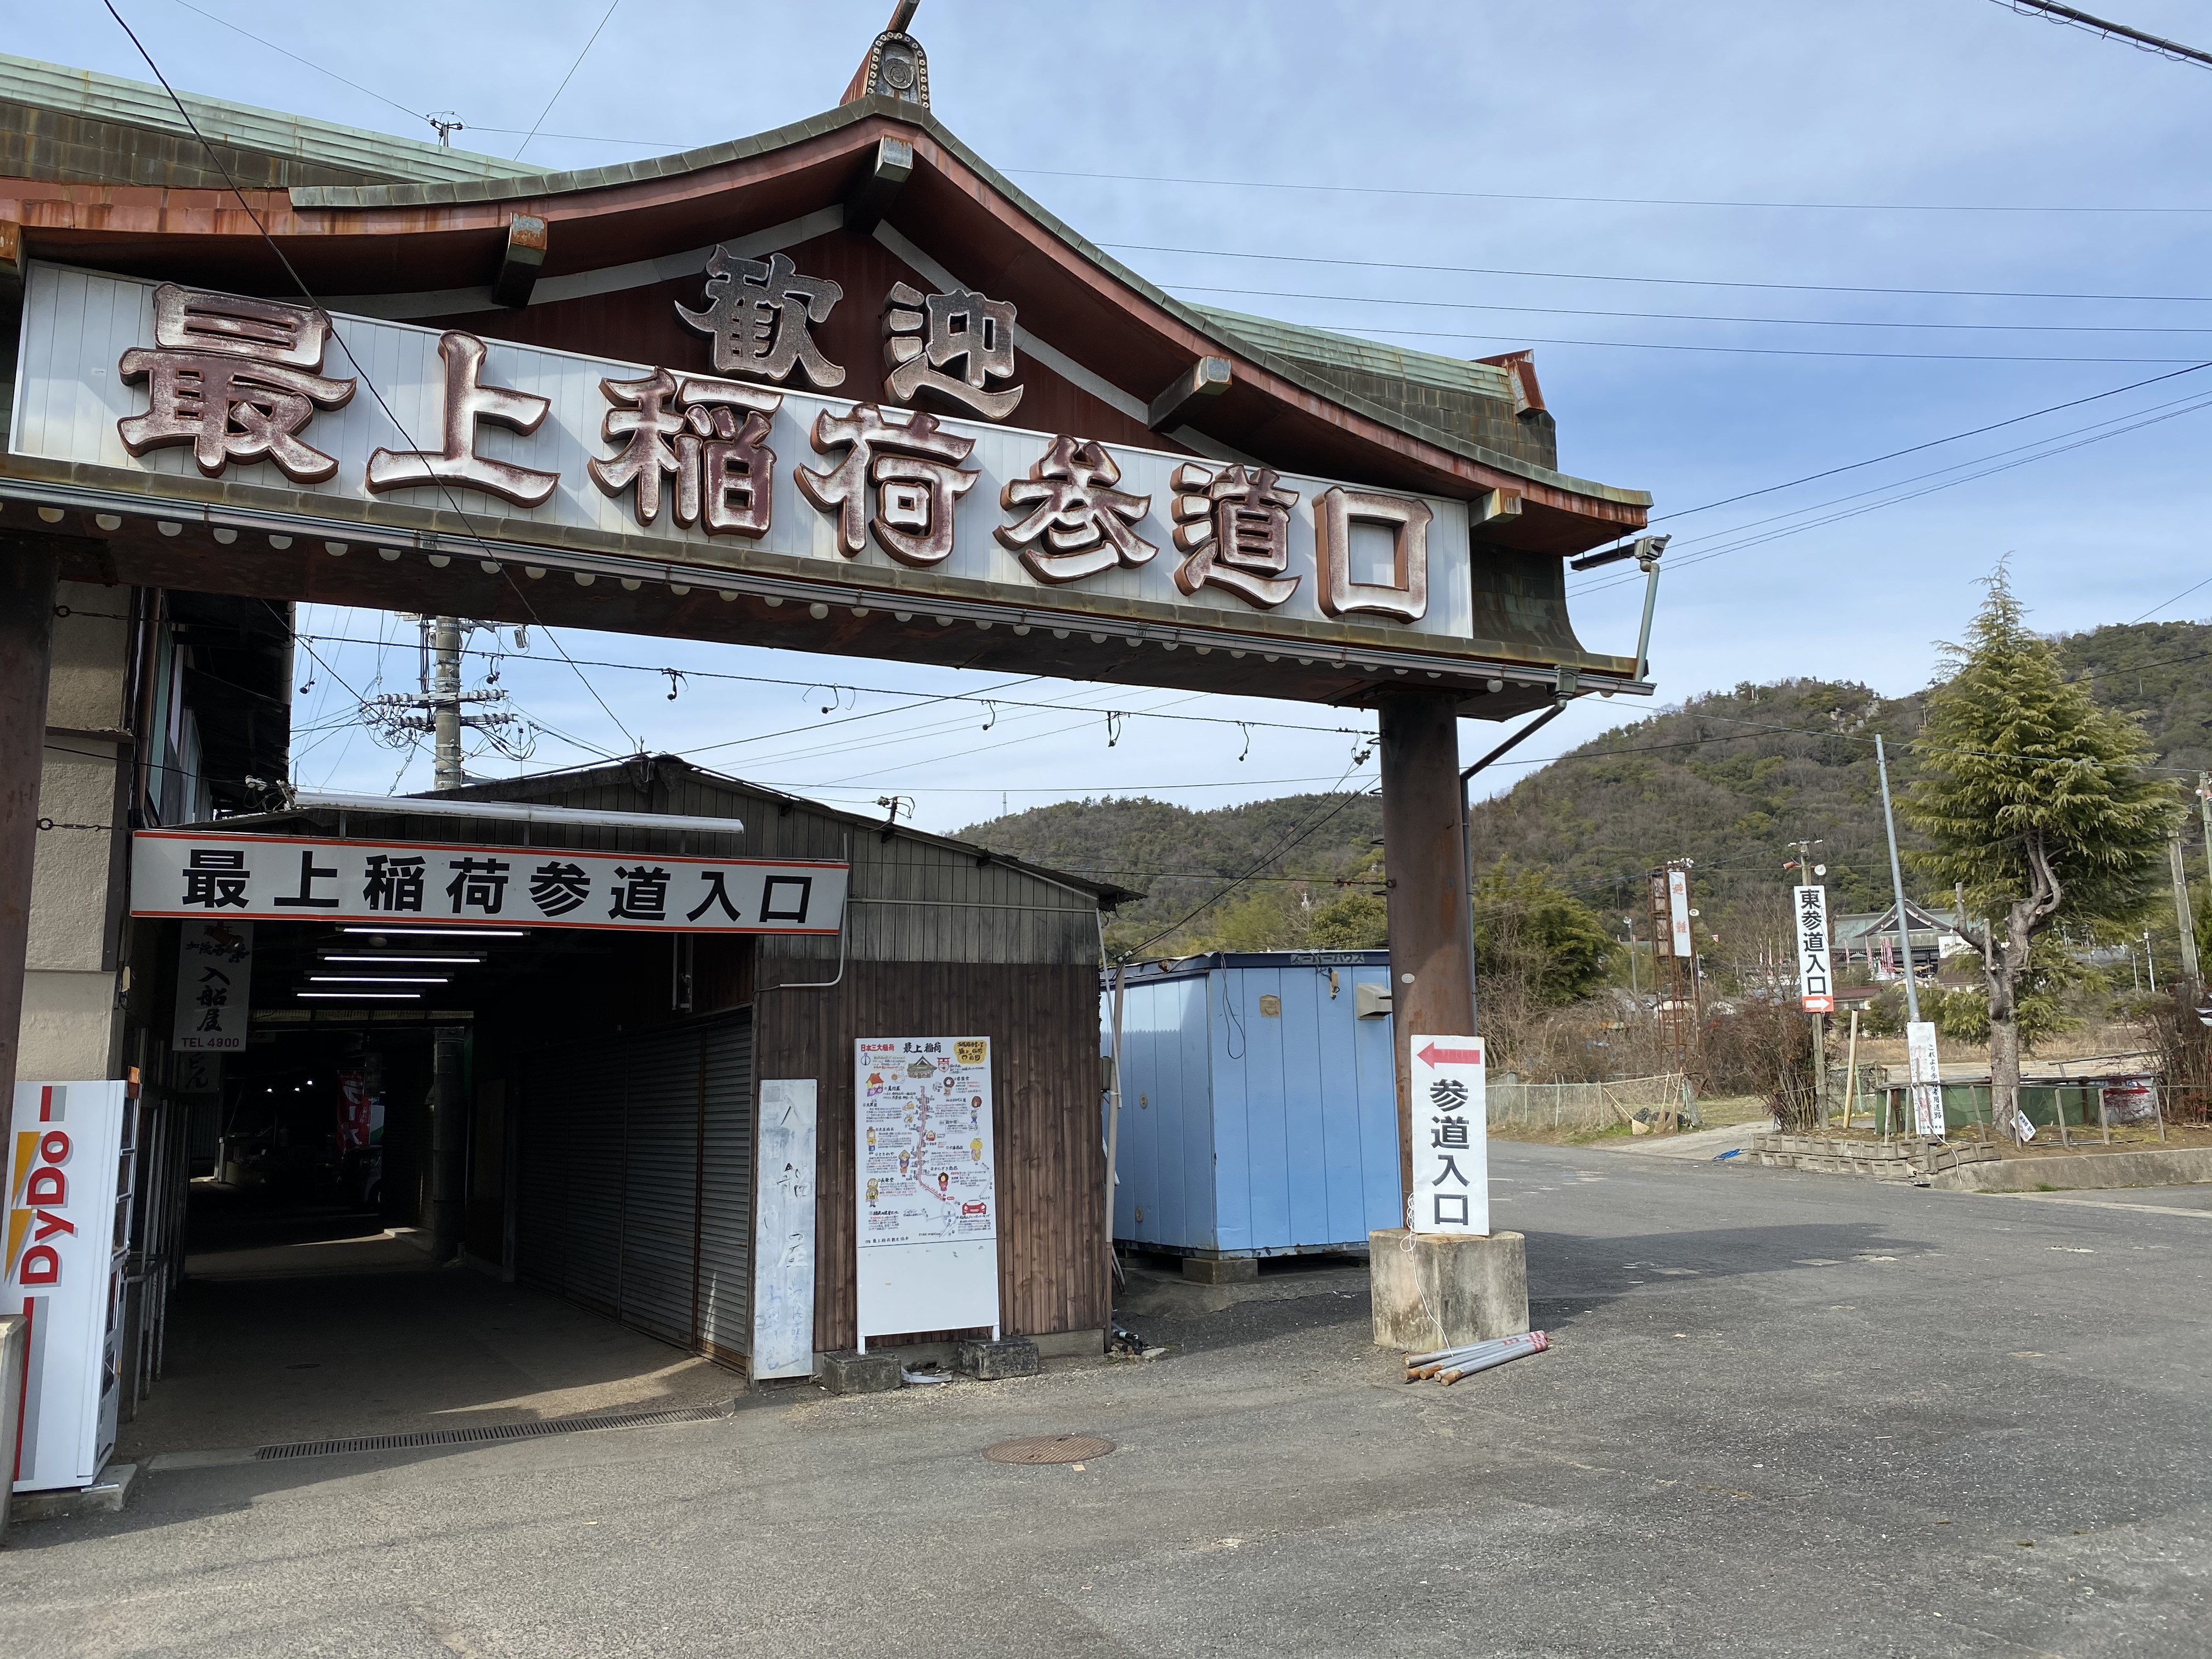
[984,1434,1115,1465]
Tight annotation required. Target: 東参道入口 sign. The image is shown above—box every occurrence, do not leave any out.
[1793,884,1833,1014]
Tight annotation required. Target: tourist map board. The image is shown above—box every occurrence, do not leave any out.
[853,1036,1000,1345]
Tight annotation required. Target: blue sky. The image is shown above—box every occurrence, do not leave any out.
[20,1,2212,828]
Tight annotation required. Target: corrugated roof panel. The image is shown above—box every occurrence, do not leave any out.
[0,50,523,184]
[1190,304,1517,402]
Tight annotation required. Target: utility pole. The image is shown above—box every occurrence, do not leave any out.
[1649,860,1699,1081]
[1875,736,1920,1025]
[2198,774,2212,891]
[2171,834,2200,983]
[431,615,464,790]
[1876,735,1942,1140]
[360,616,528,788]
[1786,837,1827,1119]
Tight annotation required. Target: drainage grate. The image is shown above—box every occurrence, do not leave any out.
[253,1401,733,1461]
[984,1434,1116,1465]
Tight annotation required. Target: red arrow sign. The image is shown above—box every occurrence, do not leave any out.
[1416,1041,1483,1067]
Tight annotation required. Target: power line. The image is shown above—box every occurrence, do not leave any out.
[1990,0,2212,70]
[1170,282,2212,337]
[162,0,428,125]
[290,633,1375,739]
[1107,241,2212,306]
[1571,387,2212,595]
[1268,318,2202,365]
[1579,360,2212,540]
[1018,163,2212,216]
[1117,772,1379,958]
[103,1,641,763]
[510,0,620,162]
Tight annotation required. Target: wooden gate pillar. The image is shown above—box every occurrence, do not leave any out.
[1378,692,1477,1206]
[0,537,59,1112]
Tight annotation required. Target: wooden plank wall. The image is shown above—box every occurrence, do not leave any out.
[756,961,1107,1352]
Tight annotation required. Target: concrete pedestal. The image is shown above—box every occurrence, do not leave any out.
[1181,1255,1258,1284]
[1368,1229,1528,1352]
[954,1338,1040,1380]
[815,1350,901,1395]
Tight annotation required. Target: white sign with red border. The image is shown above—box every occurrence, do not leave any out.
[129,831,846,934]
[1793,885,1833,1014]
[1409,1035,1488,1236]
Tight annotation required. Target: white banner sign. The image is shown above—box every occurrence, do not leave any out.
[1906,1019,1945,1138]
[854,1036,1000,1348]
[752,1079,818,1381]
[1668,869,1694,960]
[130,831,845,935]
[1409,1035,1488,1236]
[1793,885,1832,1014]
[172,918,253,1052]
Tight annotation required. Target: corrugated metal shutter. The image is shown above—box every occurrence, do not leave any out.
[514,1012,754,1363]
[697,1015,754,1365]
[561,1044,628,1318]
[617,1037,699,1349]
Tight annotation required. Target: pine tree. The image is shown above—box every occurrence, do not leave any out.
[1902,566,2179,1138]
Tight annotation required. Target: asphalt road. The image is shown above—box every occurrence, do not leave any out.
[5,1144,2207,1658]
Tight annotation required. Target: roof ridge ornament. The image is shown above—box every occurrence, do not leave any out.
[842,1,929,109]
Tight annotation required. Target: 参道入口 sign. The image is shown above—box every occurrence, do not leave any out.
[129,831,847,934]
[1409,1035,1488,1237]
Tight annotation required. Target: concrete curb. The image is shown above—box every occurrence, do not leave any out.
[1929,1148,2212,1193]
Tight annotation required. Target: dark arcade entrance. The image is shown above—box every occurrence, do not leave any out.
[131,903,766,1457]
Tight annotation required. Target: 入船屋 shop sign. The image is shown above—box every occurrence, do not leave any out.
[10,263,1486,651]
[128,831,847,934]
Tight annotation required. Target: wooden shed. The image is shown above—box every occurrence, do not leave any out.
[178,754,1127,1372]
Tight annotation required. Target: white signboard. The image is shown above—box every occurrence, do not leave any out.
[172,918,253,1052]
[1667,869,1694,960]
[1409,1035,1488,1236]
[1793,885,1833,1014]
[854,1036,999,1349]
[752,1079,818,1380]
[1906,1020,1946,1138]
[131,831,845,935]
[10,264,1491,654]
[7,1081,132,1491]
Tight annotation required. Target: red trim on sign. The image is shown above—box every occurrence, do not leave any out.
[130,830,847,870]
[37,1087,52,1123]
[1415,1042,1483,1067]
[127,910,840,934]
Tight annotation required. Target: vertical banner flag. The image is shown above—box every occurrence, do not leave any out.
[1906,1020,1946,1138]
[172,919,252,1052]
[1667,869,1693,960]
[1409,1035,1488,1235]
[1793,885,1833,1013]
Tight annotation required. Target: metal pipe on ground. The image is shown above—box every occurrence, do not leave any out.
[1404,1330,1549,1383]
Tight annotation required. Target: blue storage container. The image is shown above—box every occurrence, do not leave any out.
[1102,950,1401,1259]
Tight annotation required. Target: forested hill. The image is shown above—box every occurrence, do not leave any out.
[958,619,2212,949]
[962,791,1385,951]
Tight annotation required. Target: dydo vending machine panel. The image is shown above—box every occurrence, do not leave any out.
[7,1080,136,1492]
